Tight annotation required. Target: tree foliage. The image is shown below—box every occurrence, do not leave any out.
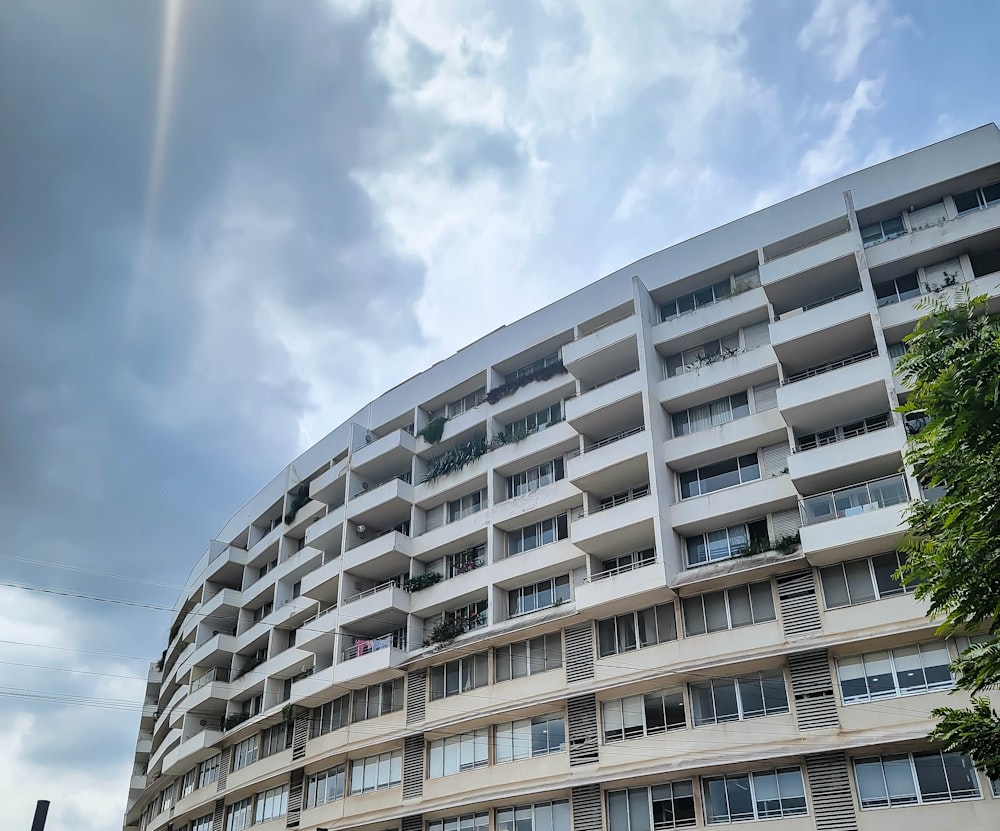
[896,289,1000,778]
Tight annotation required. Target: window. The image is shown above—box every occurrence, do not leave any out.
[682,582,775,636]
[429,812,489,831]
[312,693,350,737]
[180,767,196,798]
[679,454,760,499]
[672,392,750,437]
[861,215,906,246]
[253,602,273,622]
[506,353,561,384]
[191,815,213,831]
[352,678,404,722]
[992,778,1000,798]
[874,273,920,306]
[440,599,489,632]
[819,551,914,608]
[254,784,288,823]
[440,544,486,578]
[660,278,733,321]
[232,735,258,771]
[954,183,1000,214]
[507,458,565,498]
[448,489,487,522]
[599,483,649,509]
[508,575,570,617]
[506,514,568,556]
[430,652,489,699]
[225,797,254,831]
[497,801,571,831]
[349,751,402,795]
[495,633,562,682]
[854,751,980,808]
[837,642,953,703]
[243,691,264,716]
[690,670,788,725]
[607,781,696,831]
[602,687,686,741]
[598,603,677,657]
[307,764,345,808]
[685,520,769,567]
[259,722,292,758]
[504,403,562,438]
[599,548,655,576]
[665,332,741,376]
[428,729,490,777]
[448,387,486,418]
[702,768,806,823]
[495,713,566,762]
[199,755,220,788]
[160,784,173,813]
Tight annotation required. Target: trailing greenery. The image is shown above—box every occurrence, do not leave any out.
[485,360,567,405]
[417,416,448,445]
[284,483,310,525]
[894,289,1000,778]
[425,616,468,648]
[422,428,532,484]
[403,572,443,592]
[736,531,801,558]
[225,712,250,730]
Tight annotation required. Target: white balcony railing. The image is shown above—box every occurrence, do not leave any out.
[800,474,909,526]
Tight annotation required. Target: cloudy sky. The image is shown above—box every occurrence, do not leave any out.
[0,0,997,828]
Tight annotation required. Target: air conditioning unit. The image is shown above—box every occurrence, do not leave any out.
[357,524,367,536]
[361,481,370,491]
[366,432,376,443]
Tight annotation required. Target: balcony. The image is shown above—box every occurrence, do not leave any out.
[571,490,657,556]
[664,408,787,469]
[161,728,224,776]
[295,604,338,652]
[338,581,410,627]
[562,316,638,383]
[769,288,871,355]
[564,370,643,434]
[488,420,579,474]
[309,459,347,506]
[760,228,856,286]
[789,421,905,493]
[491,538,584,591]
[298,551,340,601]
[669,476,798,535]
[304,502,345,551]
[335,630,408,687]
[878,270,1000,338]
[342,530,412,578]
[351,427,416,473]
[651,286,769,353]
[777,351,887,428]
[801,473,909,525]
[575,555,667,613]
[658,346,778,412]
[567,426,648,492]
[490,478,581,529]
[346,475,414,525]
[188,633,236,669]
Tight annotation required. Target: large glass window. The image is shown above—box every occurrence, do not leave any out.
[702,768,806,823]
[607,782,696,831]
[819,551,914,608]
[506,353,561,384]
[428,729,490,777]
[507,458,565,498]
[682,582,775,636]
[665,332,741,377]
[191,815,213,831]
[312,694,350,737]
[198,755,220,788]
[509,575,571,617]
[495,633,562,682]
[954,183,1000,214]
[448,489,487,522]
[180,767,196,798]
[504,403,562,438]
[349,751,402,795]
[837,642,953,703]
[352,678,404,722]
[861,215,906,247]
[679,454,760,499]
[430,652,489,699]
[874,273,921,306]
[602,687,686,741]
[507,514,569,556]
[254,785,288,823]
[307,764,346,808]
[690,670,788,725]
[430,814,489,831]
[672,392,751,437]
[598,603,677,657]
[225,797,254,831]
[495,714,566,762]
[496,801,571,831]
[231,735,258,771]
[259,722,291,758]
[854,751,980,808]
[660,278,733,321]
[685,520,769,567]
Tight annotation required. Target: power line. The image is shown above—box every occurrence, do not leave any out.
[0,553,188,590]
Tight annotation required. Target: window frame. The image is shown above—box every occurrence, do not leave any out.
[312,693,350,737]
[231,735,259,772]
[306,764,346,808]
[428,728,490,778]
[660,278,733,322]
[506,457,565,499]
[254,784,288,824]
[681,582,775,636]
[225,796,254,831]
[819,551,914,609]
[429,652,489,700]
[685,519,769,567]
[496,800,571,831]
[836,641,954,704]
[352,678,404,723]
[504,403,562,438]
[508,575,571,617]
[671,391,751,437]
[495,713,566,763]
[607,781,696,831]
[689,670,789,726]
[494,632,563,682]
[506,513,569,557]
[597,603,677,657]
[702,767,807,823]
[853,750,981,809]
[348,750,403,795]
[601,687,686,742]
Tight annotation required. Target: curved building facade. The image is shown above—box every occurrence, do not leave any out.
[126,125,1000,831]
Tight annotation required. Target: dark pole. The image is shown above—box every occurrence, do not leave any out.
[30,800,49,831]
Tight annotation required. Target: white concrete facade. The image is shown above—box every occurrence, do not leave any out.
[126,125,1000,831]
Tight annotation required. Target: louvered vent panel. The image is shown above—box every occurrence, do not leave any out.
[806,753,858,831]
[403,734,424,799]
[216,747,230,792]
[407,669,427,724]
[776,570,822,636]
[402,815,423,831]
[564,623,594,683]
[212,798,224,831]
[752,380,779,411]
[571,783,603,831]
[743,320,771,348]
[771,507,801,538]
[292,711,309,761]
[788,651,840,729]
[567,694,599,766]
[762,441,791,477]
[286,767,304,828]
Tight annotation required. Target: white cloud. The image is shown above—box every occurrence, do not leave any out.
[798,0,889,81]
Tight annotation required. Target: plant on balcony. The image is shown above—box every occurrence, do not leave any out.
[425,616,468,648]
[284,483,310,525]
[281,704,303,722]
[485,361,567,405]
[403,572,443,592]
[453,547,484,574]
[417,415,448,445]
[422,428,531,484]
[682,347,741,374]
[736,531,801,558]
[224,712,250,730]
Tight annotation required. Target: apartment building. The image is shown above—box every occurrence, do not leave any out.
[125,124,1000,831]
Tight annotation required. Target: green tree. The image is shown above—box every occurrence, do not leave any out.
[896,289,1000,778]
